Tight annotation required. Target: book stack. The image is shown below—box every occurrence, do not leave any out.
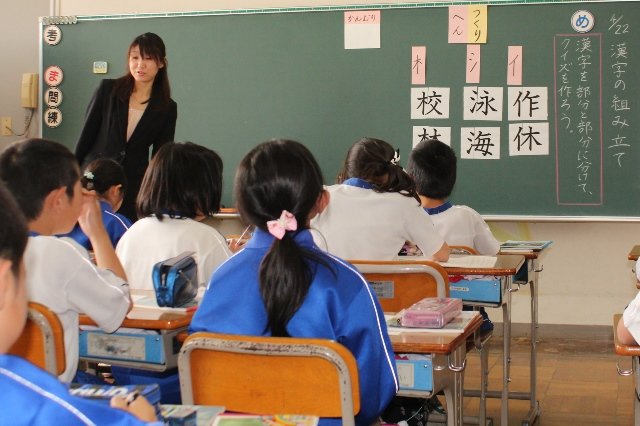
[500,240,552,253]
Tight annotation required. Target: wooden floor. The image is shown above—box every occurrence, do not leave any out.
[440,325,635,425]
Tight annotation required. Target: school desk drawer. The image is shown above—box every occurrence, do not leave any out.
[79,327,185,371]
[396,355,433,392]
[449,278,502,304]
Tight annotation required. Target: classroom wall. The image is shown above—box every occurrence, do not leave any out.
[0,0,49,150]
[52,0,640,326]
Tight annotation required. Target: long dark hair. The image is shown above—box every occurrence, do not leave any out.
[113,32,172,110]
[235,139,329,337]
[337,137,420,202]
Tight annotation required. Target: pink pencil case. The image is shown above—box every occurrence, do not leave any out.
[400,297,463,328]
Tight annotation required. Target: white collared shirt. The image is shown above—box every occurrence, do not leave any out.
[428,204,500,255]
[311,184,445,260]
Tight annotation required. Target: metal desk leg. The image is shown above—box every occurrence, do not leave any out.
[460,330,490,426]
[478,335,489,426]
[440,346,466,426]
[501,276,513,426]
[523,259,541,426]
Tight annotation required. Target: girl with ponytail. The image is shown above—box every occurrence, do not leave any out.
[190,139,398,426]
[312,137,450,261]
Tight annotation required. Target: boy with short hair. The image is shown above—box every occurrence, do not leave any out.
[407,138,500,332]
[407,138,500,255]
[0,181,158,424]
[0,138,132,383]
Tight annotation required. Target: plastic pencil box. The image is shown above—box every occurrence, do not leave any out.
[400,297,462,328]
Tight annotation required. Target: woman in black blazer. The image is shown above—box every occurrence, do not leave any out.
[75,32,177,222]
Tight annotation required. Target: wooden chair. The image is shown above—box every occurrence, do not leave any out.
[8,302,65,375]
[178,332,360,425]
[348,259,449,312]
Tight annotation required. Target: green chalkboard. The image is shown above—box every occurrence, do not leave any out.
[41,1,640,218]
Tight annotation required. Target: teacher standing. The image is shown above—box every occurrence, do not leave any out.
[75,32,177,222]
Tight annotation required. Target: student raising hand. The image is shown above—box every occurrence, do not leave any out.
[78,188,128,282]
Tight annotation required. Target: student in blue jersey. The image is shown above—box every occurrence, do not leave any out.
[190,139,398,426]
[60,158,132,250]
[406,138,500,255]
[311,136,449,261]
[0,181,160,425]
[0,139,132,384]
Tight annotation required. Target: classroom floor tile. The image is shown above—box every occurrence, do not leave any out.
[435,328,635,425]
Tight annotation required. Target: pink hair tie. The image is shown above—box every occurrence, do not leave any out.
[266,210,298,240]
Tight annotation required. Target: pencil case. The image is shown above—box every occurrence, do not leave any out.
[152,251,198,308]
[400,297,462,328]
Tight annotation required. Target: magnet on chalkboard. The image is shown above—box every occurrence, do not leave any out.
[93,61,108,74]
[571,10,594,33]
[44,65,64,87]
[43,25,62,46]
[44,108,62,128]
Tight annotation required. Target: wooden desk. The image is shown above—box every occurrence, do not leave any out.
[391,313,483,426]
[79,308,194,372]
[405,254,529,426]
[443,253,525,277]
[613,314,640,426]
[79,312,193,330]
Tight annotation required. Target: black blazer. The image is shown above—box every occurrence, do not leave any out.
[75,79,178,220]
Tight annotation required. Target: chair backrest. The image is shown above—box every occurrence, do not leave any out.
[450,245,479,255]
[179,332,360,425]
[8,302,65,375]
[349,260,450,312]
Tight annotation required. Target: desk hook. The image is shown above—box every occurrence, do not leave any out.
[448,355,466,372]
[616,361,634,377]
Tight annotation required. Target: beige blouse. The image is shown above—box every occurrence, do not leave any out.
[126,108,145,141]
